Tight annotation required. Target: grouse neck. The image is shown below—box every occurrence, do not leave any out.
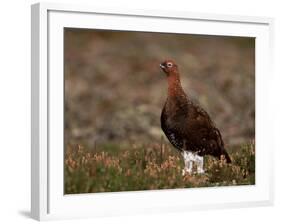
[167,72,185,97]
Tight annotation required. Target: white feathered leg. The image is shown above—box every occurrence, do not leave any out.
[195,154,204,174]
[182,151,195,175]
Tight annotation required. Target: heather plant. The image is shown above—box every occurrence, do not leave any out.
[64,141,255,194]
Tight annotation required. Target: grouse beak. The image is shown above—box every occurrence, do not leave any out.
[159,63,165,69]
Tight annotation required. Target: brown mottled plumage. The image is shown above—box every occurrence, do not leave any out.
[160,60,231,166]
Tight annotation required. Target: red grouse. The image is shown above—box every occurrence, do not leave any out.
[160,59,231,175]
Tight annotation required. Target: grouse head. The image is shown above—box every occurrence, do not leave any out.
[160,60,179,76]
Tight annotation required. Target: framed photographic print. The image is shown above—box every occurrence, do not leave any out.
[31,2,274,221]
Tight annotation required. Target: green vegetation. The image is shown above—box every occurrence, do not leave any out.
[64,141,255,194]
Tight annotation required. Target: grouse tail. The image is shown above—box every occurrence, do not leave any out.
[222,149,231,163]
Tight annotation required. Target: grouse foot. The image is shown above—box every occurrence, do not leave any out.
[181,151,205,175]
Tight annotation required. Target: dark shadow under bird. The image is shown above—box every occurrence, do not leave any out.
[159,59,231,175]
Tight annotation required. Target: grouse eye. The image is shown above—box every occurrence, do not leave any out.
[167,62,173,68]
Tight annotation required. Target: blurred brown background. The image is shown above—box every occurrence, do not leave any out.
[64,28,255,149]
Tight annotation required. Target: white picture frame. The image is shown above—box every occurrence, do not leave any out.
[31,2,274,221]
